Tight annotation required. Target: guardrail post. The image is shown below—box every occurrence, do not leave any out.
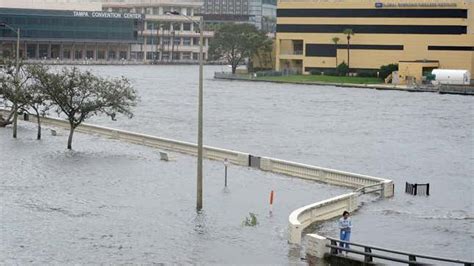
[364,247,373,262]
[408,255,417,266]
[330,239,338,254]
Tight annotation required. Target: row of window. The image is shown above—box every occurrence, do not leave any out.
[0,15,137,41]
[277,24,467,35]
[1,29,135,40]
[144,51,203,60]
[107,7,194,16]
[304,43,473,57]
[146,22,192,31]
[142,37,208,46]
[277,8,468,18]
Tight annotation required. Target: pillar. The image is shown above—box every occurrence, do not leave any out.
[127,44,131,60]
[306,234,330,259]
[59,43,63,60]
[24,41,27,59]
[94,43,98,61]
[35,43,39,59]
[105,44,109,60]
[48,43,52,59]
[143,36,147,63]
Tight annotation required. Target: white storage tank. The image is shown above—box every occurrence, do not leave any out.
[431,69,471,85]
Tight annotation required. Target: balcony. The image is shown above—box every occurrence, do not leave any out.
[279,39,304,58]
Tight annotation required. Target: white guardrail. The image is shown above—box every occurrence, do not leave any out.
[1,110,394,248]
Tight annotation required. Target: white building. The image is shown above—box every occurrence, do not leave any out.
[102,0,213,63]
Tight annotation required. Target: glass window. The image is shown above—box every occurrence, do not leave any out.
[86,50,94,59]
[183,23,191,31]
[183,37,191,46]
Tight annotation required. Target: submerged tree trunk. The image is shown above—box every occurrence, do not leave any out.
[0,109,15,127]
[36,114,41,140]
[67,125,75,150]
[232,64,237,74]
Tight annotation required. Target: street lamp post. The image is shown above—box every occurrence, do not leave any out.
[0,22,20,138]
[166,11,205,211]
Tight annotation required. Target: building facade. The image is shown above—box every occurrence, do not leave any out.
[197,0,276,31]
[276,0,474,82]
[102,0,213,63]
[0,7,142,61]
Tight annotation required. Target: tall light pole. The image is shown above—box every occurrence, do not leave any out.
[1,22,20,138]
[166,11,204,211]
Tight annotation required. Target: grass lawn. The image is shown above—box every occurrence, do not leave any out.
[257,75,383,84]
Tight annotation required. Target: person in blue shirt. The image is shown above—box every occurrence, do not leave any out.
[338,211,352,255]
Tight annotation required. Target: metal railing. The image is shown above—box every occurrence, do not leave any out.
[326,237,473,266]
[405,182,430,196]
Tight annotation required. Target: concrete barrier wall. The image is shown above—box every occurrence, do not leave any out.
[260,157,385,189]
[8,112,250,167]
[288,192,359,244]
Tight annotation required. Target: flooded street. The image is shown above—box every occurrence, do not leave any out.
[1,65,473,263]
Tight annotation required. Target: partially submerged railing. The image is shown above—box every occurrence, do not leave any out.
[325,237,473,266]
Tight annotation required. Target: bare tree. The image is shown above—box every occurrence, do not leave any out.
[0,60,28,130]
[21,65,52,139]
[32,67,137,149]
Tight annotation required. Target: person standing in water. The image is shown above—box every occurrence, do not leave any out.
[338,211,352,255]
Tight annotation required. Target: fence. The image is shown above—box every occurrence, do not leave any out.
[405,182,430,196]
[323,236,473,266]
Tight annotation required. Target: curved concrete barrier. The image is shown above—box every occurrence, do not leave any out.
[288,179,393,245]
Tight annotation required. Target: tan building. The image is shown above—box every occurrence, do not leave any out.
[275,0,474,83]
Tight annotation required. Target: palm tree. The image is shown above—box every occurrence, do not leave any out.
[331,37,340,68]
[343,29,354,71]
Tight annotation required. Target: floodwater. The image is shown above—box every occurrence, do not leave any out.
[2,65,473,264]
[1,123,348,264]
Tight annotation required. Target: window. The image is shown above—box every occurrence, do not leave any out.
[108,51,116,60]
[86,50,94,59]
[182,52,191,60]
[97,50,105,59]
[74,50,82,60]
[183,37,191,46]
[183,23,191,31]
[174,37,181,45]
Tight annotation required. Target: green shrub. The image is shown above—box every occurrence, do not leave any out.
[379,64,398,79]
[324,69,339,76]
[242,212,258,227]
[356,70,378,78]
[336,62,349,76]
[309,69,322,75]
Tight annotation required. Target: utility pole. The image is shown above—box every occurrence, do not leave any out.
[196,15,204,211]
[165,12,204,211]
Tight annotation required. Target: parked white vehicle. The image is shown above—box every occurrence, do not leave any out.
[431,69,471,85]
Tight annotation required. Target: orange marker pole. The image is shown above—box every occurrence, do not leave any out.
[269,190,274,213]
